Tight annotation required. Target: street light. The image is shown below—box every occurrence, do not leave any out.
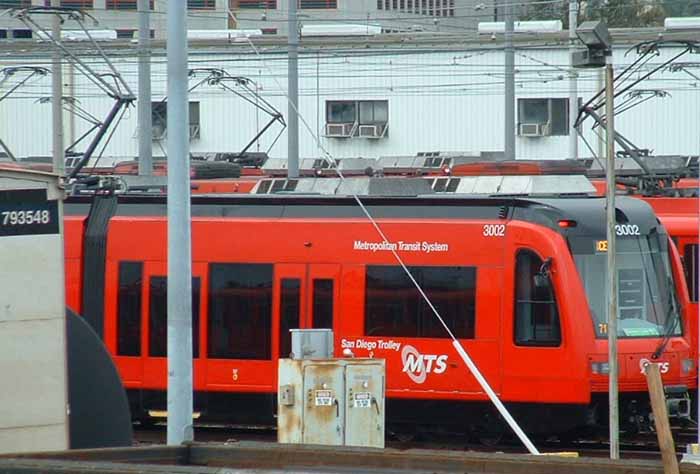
[572,20,612,68]
[572,19,619,461]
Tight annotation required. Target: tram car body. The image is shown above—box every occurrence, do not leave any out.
[63,189,693,435]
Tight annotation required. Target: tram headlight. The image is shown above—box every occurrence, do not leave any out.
[682,358,694,375]
[590,361,610,375]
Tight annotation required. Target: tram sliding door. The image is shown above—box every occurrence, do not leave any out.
[275,263,340,360]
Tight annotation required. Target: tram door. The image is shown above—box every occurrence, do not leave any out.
[275,264,340,360]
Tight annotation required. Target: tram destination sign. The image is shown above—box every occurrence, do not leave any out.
[0,188,59,237]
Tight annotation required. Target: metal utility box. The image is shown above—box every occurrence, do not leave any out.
[290,328,334,360]
[278,358,385,448]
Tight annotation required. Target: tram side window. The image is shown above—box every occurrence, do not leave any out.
[684,244,698,302]
[208,263,272,360]
[148,276,201,357]
[117,261,143,356]
[279,278,300,358]
[514,250,561,346]
[364,265,475,339]
[312,279,334,329]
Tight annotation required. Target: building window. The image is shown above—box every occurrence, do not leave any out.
[116,29,136,39]
[377,0,382,8]
[514,250,561,346]
[107,0,136,9]
[60,0,93,7]
[365,265,476,339]
[684,244,698,302]
[117,261,142,356]
[11,29,32,39]
[300,0,336,7]
[3,0,30,7]
[208,263,273,360]
[359,100,388,125]
[148,276,201,357]
[325,100,388,138]
[188,0,215,9]
[518,98,569,136]
[235,0,277,7]
[151,101,200,141]
[108,0,152,9]
[279,279,300,359]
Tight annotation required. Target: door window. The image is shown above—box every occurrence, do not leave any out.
[148,276,201,357]
[514,250,561,346]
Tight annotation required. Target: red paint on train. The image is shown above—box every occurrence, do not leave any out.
[61,193,694,432]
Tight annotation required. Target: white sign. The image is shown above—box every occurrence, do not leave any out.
[314,389,333,406]
[353,392,372,408]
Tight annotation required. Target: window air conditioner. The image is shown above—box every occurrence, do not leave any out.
[519,123,550,137]
[358,123,387,139]
[325,123,355,138]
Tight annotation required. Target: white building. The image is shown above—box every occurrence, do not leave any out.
[1,30,699,162]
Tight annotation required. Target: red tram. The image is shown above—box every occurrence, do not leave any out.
[63,185,693,435]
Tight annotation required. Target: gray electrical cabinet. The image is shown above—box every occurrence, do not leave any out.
[278,358,385,448]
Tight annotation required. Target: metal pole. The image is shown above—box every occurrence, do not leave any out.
[597,69,605,159]
[287,0,299,178]
[166,0,193,446]
[51,4,64,175]
[504,0,515,160]
[605,55,619,460]
[138,0,153,176]
[568,0,578,160]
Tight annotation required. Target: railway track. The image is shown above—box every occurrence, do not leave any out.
[133,423,700,460]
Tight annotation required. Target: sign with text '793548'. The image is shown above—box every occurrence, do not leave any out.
[0,189,59,237]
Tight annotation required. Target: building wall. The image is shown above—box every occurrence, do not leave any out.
[233,0,491,35]
[1,42,698,161]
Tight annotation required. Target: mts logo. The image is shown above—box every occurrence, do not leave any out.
[401,344,448,384]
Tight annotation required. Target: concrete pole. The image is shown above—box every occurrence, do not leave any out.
[605,55,619,460]
[166,0,193,446]
[568,0,578,160]
[138,0,153,176]
[504,0,515,160]
[287,0,299,177]
[51,4,64,175]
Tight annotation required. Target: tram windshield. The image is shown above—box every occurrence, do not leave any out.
[572,232,681,338]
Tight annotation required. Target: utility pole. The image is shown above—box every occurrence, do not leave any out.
[287,0,299,178]
[51,2,63,175]
[568,0,578,160]
[138,0,153,176]
[605,52,619,460]
[504,0,515,160]
[166,0,193,446]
